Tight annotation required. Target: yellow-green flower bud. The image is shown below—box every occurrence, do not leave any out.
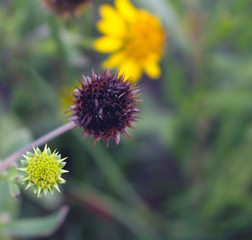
[18,145,68,198]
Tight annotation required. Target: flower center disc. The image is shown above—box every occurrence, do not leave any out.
[27,153,60,188]
[125,11,165,60]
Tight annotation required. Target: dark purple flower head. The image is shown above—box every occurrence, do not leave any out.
[67,70,141,146]
[43,0,91,15]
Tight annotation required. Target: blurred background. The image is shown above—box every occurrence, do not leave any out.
[1,0,252,239]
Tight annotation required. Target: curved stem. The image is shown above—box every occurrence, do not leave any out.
[0,122,75,171]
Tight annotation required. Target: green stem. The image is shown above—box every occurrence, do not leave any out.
[0,122,75,171]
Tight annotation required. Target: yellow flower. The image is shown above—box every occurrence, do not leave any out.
[94,0,166,82]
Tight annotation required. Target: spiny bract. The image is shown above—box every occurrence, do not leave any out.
[67,70,141,146]
[18,145,68,198]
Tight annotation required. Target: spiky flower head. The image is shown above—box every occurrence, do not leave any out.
[18,145,68,198]
[67,70,141,146]
[43,0,91,16]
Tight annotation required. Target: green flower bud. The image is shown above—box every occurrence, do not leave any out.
[18,145,68,198]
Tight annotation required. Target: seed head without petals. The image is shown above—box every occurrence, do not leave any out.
[67,70,141,146]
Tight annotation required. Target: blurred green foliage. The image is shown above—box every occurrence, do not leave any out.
[1,0,252,239]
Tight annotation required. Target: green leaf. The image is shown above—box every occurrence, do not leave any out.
[0,171,5,181]
[7,182,20,199]
[0,115,33,159]
[134,94,178,145]
[205,90,252,114]
[3,206,69,238]
[7,167,17,179]
[0,181,19,218]
[70,182,160,240]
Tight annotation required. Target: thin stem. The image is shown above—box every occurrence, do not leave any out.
[0,122,75,171]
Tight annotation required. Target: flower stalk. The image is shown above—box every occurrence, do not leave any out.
[0,122,75,171]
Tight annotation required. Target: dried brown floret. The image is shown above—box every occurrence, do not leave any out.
[67,70,141,146]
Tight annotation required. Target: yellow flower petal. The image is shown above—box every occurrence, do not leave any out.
[97,5,126,37]
[99,4,118,19]
[118,58,142,82]
[102,51,126,68]
[97,20,126,37]
[97,4,126,36]
[143,56,161,79]
[115,0,137,22]
[94,37,123,53]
